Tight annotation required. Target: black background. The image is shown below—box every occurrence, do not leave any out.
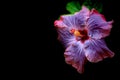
[47,0,120,80]
[3,0,120,79]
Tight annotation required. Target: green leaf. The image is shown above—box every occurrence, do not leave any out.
[83,0,103,13]
[66,1,81,14]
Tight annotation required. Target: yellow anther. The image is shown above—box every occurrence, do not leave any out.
[74,30,81,37]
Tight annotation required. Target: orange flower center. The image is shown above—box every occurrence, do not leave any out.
[70,29,89,42]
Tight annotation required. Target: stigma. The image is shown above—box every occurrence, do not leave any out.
[70,29,83,37]
[74,30,82,37]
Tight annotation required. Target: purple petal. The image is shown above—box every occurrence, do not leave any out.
[87,9,113,39]
[54,18,76,48]
[74,6,90,29]
[64,42,86,73]
[84,39,114,62]
[54,20,68,28]
[54,15,76,29]
[57,27,76,48]
[61,15,75,28]
[56,6,90,30]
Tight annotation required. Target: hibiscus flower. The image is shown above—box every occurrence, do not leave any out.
[54,6,114,73]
